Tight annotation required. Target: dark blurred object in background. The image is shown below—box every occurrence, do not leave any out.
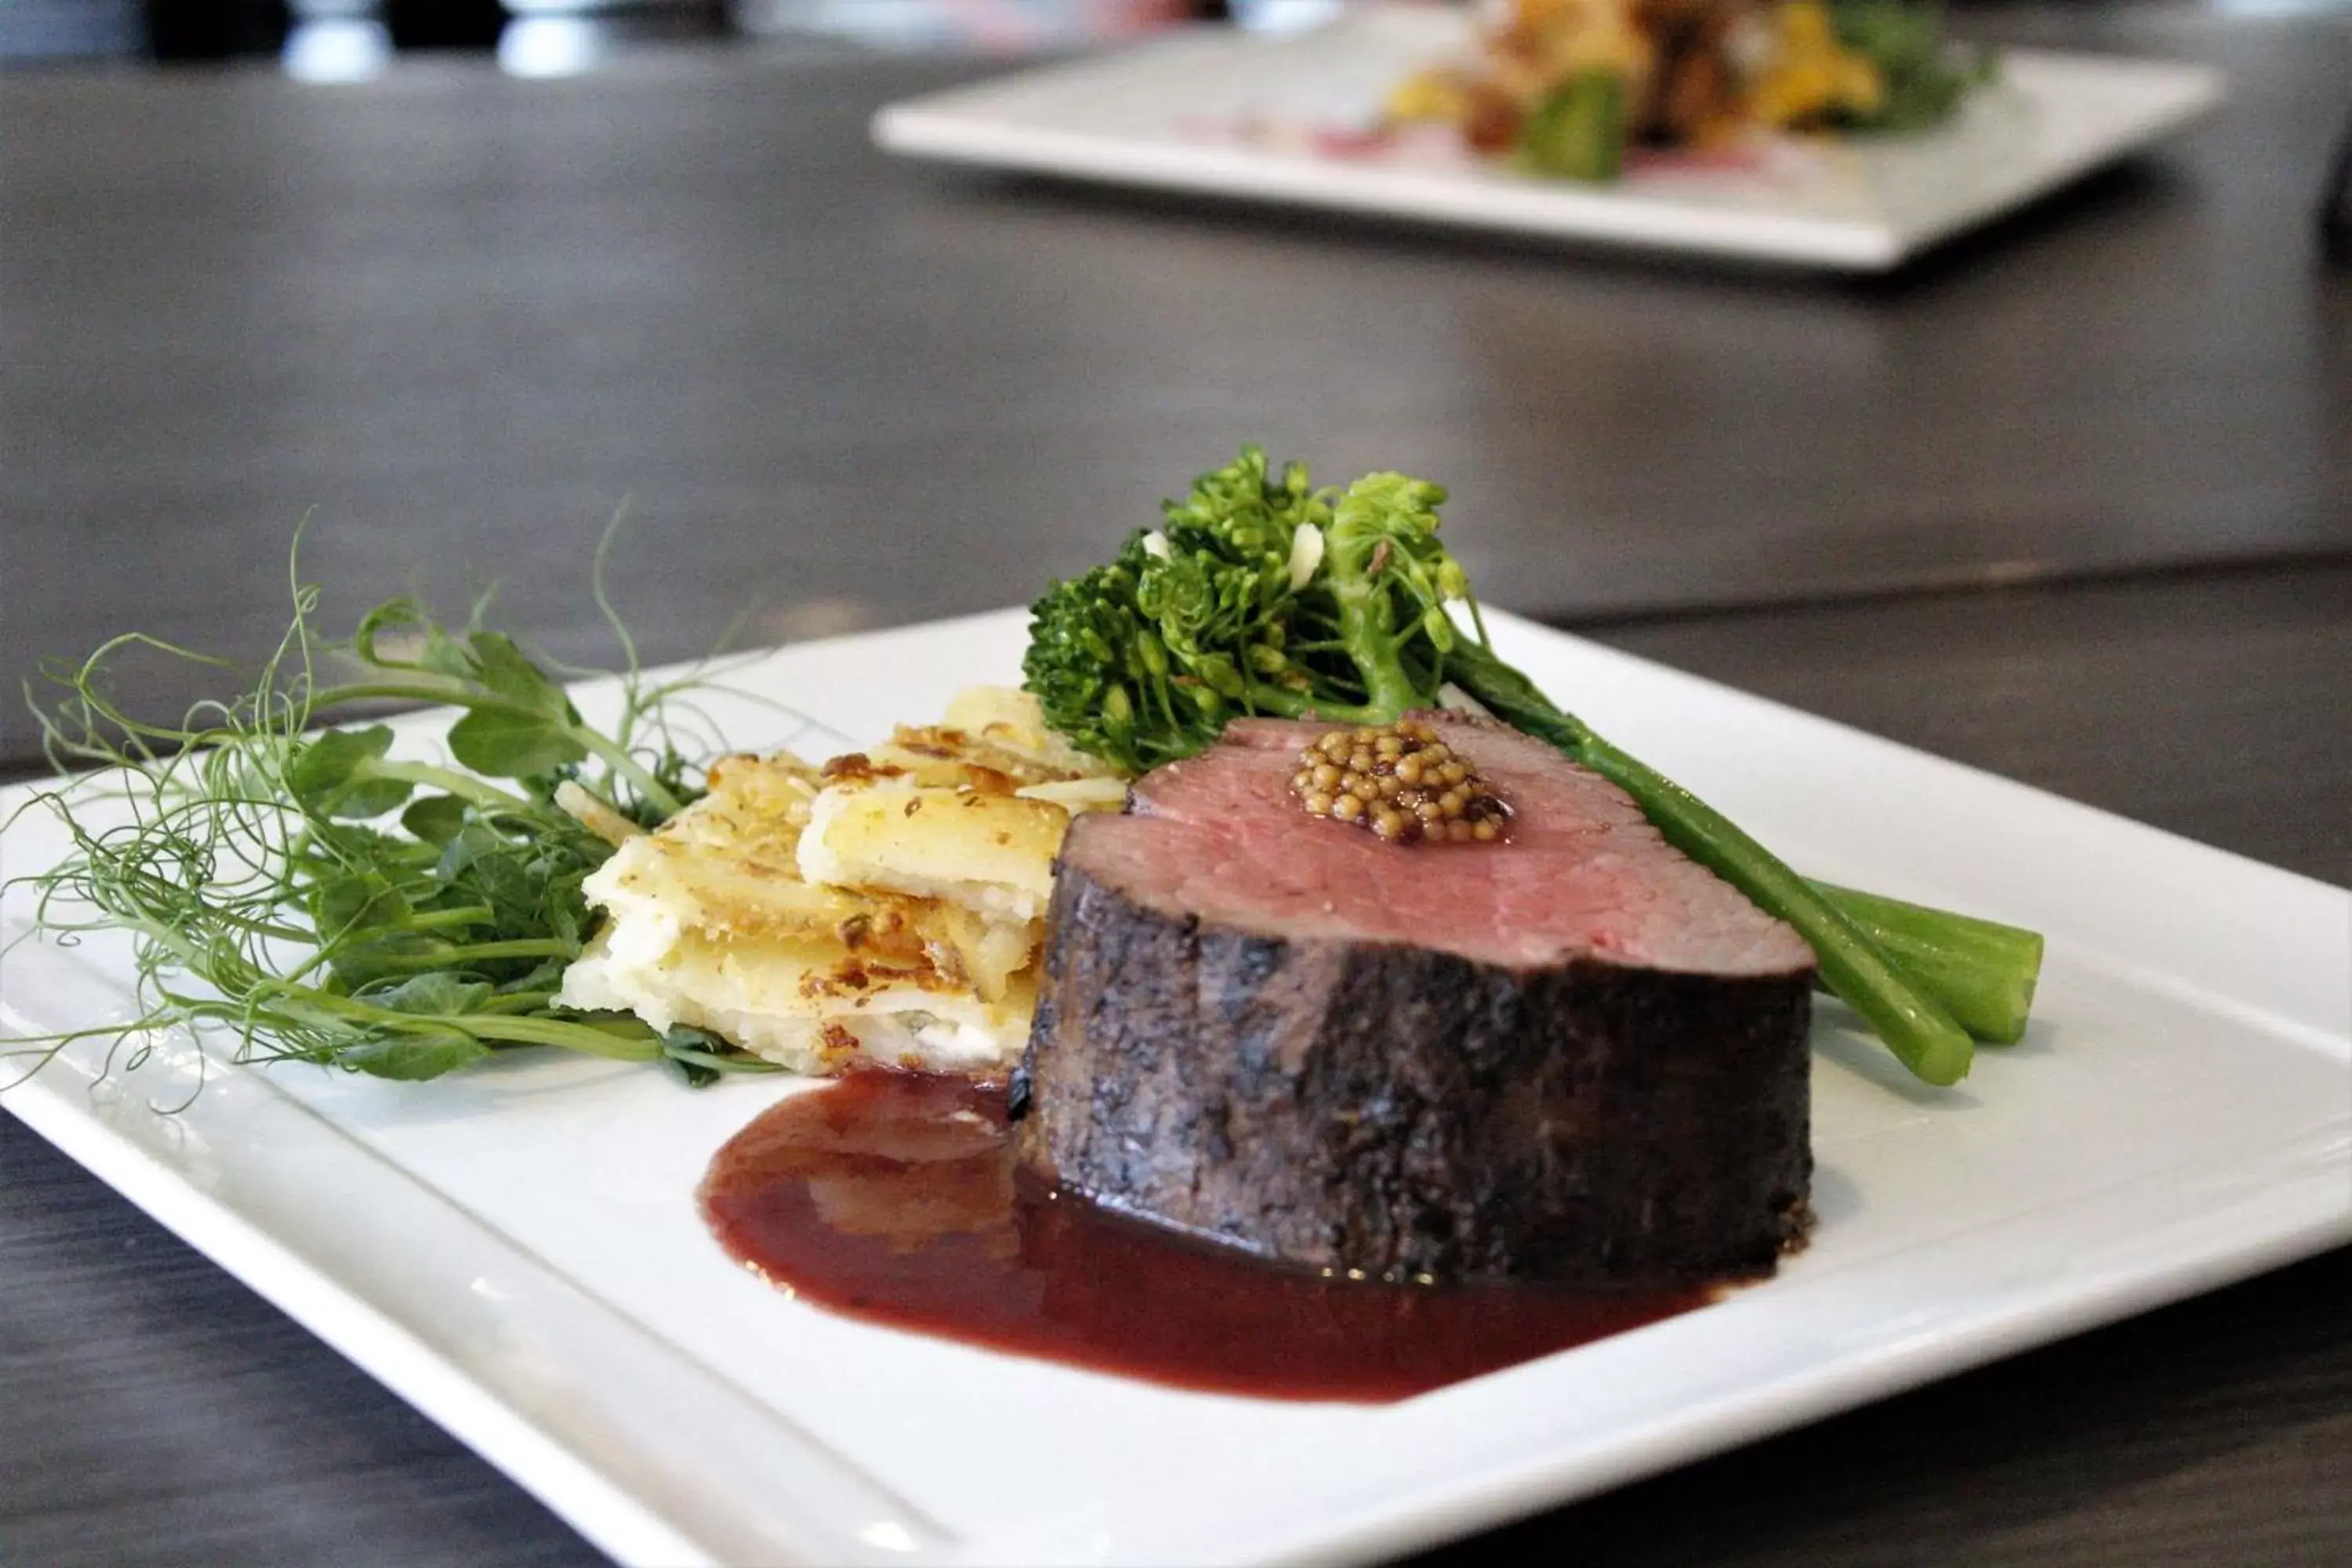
[382,0,506,53]
[2325,102,2352,260]
[143,0,287,58]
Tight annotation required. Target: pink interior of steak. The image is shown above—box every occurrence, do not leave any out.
[1069,713,1816,977]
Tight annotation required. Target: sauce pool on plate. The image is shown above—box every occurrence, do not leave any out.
[699,1071,1722,1403]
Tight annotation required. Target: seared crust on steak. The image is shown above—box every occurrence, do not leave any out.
[1017,857,1812,1285]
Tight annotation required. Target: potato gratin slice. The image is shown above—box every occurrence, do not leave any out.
[556,688,1125,1076]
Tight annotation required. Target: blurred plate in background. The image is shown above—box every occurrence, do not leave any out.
[873,4,2224,270]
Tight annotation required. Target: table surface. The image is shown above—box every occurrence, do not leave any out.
[3,4,2349,1565]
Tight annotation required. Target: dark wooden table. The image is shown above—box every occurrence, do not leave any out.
[4,5,2349,1565]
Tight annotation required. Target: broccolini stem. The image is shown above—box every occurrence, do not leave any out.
[1443,641,1977,1086]
[1331,575,1434,722]
[1574,737,1975,1085]
[1808,882,2043,1046]
[1241,680,1385,727]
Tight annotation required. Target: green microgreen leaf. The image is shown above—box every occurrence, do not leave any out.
[328,931,454,990]
[495,953,572,996]
[342,1030,495,1081]
[659,1023,780,1087]
[312,873,413,941]
[445,706,590,779]
[466,631,575,718]
[400,793,468,845]
[288,724,415,819]
[361,971,495,1016]
[665,1034,724,1087]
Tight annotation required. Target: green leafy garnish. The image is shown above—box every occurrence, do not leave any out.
[1830,2,1997,135]
[3,532,780,1093]
[1024,447,2045,1087]
[1516,69,1628,183]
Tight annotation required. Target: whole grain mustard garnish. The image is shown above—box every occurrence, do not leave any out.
[1290,721,1508,845]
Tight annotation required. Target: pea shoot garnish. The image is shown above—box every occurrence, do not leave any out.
[4,535,774,1094]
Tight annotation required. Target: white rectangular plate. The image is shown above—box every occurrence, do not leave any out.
[4,607,2347,1567]
[872,7,2224,270]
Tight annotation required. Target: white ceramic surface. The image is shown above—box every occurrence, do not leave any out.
[871,7,2225,270]
[3,608,2347,1567]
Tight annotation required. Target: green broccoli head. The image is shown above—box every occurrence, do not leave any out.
[1022,446,1486,774]
[1021,537,1192,775]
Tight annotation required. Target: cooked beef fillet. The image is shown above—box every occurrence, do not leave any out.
[1015,712,1814,1286]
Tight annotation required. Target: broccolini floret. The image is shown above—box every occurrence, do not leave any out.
[1022,448,1480,771]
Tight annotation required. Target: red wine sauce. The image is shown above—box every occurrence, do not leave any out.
[699,1071,1721,1403]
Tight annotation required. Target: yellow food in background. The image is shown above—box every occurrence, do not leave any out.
[1386,0,1916,163]
[1750,2,1886,128]
[1386,67,1478,127]
[1388,0,1654,152]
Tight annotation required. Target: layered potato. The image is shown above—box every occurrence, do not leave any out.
[556,688,1126,1076]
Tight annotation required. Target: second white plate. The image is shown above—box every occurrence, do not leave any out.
[873,7,2224,270]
